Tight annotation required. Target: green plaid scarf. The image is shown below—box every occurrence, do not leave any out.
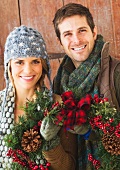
[53,35,105,170]
[54,35,105,101]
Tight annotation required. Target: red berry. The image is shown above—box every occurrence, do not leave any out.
[46,162,51,167]
[103,98,108,102]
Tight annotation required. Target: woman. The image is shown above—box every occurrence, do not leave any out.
[0,25,77,170]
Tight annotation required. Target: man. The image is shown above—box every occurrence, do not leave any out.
[53,3,120,170]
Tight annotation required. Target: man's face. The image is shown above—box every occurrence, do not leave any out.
[58,15,97,68]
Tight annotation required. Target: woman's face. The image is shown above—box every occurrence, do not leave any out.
[10,57,43,90]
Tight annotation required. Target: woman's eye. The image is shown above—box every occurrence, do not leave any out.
[32,60,41,64]
[15,61,23,65]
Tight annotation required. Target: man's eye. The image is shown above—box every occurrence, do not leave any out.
[64,33,71,37]
[80,29,86,32]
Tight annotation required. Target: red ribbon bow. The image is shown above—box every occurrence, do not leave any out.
[55,91,92,130]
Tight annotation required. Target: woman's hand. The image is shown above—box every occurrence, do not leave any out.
[40,117,61,141]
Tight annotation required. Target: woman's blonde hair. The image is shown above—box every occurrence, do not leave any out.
[37,58,49,88]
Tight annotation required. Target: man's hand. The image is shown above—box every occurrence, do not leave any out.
[68,124,89,135]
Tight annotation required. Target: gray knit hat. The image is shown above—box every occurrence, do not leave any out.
[2,25,53,115]
[4,25,48,64]
[4,25,52,92]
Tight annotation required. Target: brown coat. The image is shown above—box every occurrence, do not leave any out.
[43,128,77,170]
[98,42,120,110]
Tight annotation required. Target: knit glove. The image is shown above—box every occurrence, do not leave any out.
[68,124,89,135]
[40,116,61,141]
[69,125,99,141]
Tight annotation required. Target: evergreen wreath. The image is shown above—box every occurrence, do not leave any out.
[4,89,63,170]
[87,94,120,170]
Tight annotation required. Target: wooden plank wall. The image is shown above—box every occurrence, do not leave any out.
[0,0,120,90]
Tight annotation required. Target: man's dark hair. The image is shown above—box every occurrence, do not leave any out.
[53,3,95,41]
